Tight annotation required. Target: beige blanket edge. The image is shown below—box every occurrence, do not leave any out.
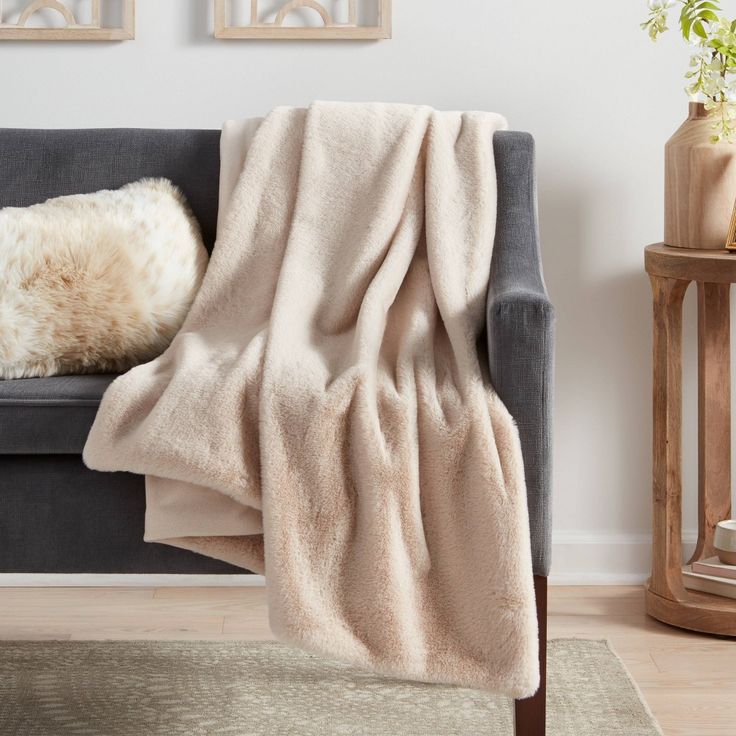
[84,102,539,697]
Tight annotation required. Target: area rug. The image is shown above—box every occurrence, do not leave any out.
[0,639,662,736]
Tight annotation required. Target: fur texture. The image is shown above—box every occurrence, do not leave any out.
[0,179,208,379]
[84,104,539,697]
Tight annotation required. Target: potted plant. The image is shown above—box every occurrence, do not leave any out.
[643,0,736,248]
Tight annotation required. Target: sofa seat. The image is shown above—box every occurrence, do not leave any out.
[0,374,117,454]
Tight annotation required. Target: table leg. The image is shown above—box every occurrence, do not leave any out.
[650,275,690,601]
[691,282,732,563]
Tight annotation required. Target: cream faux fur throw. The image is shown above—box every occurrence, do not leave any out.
[0,179,207,379]
[84,103,539,697]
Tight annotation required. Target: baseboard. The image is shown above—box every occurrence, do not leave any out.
[0,574,266,587]
[549,530,698,586]
[0,531,699,587]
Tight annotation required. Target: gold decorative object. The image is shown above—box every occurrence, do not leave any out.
[214,0,391,40]
[0,0,134,40]
[726,199,736,251]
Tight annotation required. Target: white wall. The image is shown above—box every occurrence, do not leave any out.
[1,1,720,583]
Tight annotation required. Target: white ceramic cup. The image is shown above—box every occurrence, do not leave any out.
[714,520,736,566]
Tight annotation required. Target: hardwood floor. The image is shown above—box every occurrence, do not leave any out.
[0,585,733,735]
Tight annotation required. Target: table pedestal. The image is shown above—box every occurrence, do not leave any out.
[645,244,736,636]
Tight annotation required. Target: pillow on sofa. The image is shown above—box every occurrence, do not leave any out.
[0,179,208,379]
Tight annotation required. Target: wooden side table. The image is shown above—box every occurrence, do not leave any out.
[645,244,736,636]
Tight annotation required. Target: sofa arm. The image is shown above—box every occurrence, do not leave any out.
[487,131,554,577]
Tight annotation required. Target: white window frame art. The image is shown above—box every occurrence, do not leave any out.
[214,0,391,40]
[0,0,134,40]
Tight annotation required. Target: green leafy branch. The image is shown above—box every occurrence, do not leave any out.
[680,0,720,40]
[642,0,736,142]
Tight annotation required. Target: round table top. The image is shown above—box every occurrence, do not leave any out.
[645,243,736,283]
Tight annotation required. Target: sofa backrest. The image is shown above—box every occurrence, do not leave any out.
[0,128,221,253]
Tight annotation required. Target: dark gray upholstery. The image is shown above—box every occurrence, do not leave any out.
[0,128,221,252]
[0,127,553,577]
[488,132,555,577]
[0,375,116,454]
[0,128,227,573]
[0,456,240,573]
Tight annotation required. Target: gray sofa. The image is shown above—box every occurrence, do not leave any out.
[0,127,554,733]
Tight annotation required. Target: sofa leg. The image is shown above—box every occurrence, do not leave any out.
[514,575,547,736]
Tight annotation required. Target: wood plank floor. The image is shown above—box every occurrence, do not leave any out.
[1,585,733,735]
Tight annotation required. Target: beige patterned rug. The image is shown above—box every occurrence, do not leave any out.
[0,639,661,735]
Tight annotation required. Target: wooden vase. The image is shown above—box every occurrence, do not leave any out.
[665,102,736,249]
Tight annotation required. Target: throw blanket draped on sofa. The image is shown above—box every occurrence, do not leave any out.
[84,102,539,697]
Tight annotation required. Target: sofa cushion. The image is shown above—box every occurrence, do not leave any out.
[0,375,116,454]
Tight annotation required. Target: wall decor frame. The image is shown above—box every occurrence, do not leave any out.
[0,0,134,40]
[214,0,391,40]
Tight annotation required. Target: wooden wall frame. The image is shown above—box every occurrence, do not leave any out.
[214,0,391,40]
[0,0,134,40]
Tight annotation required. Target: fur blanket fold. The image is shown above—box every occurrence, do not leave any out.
[83,102,539,697]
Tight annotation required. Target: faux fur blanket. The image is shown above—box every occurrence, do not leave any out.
[84,102,539,697]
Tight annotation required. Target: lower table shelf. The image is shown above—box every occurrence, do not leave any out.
[645,580,736,636]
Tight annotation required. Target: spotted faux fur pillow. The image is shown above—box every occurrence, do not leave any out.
[0,179,208,379]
